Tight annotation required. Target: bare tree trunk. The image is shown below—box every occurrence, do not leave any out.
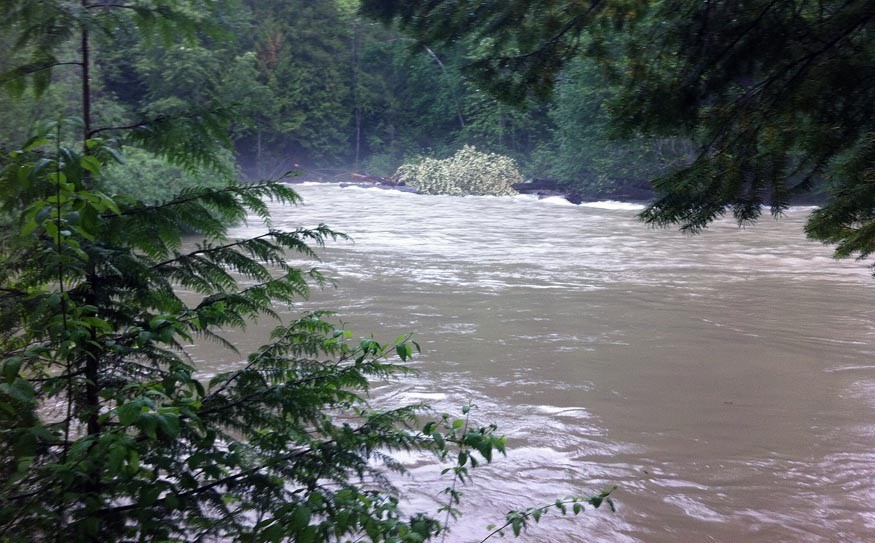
[352,19,362,170]
[80,5,100,438]
[423,46,466,130]
[80,12,105,534]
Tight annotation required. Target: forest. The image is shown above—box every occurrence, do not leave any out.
[0,0,694,202]
[2,0,875,542]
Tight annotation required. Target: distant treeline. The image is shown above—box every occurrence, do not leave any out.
[0,0,693,199]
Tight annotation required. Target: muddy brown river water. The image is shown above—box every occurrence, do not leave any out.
[198,183,875,542]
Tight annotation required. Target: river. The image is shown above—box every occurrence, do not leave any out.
[211,182,875,542]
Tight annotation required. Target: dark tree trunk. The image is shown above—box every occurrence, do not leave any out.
[81,2,91,155]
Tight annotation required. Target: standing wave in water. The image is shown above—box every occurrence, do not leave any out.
[213,183,875,542]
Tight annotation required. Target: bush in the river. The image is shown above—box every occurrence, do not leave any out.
[395,145,521,196]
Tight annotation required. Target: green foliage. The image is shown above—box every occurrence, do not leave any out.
[546,59,692,197]
[481,489,616,541]
[431,403,505,533]
[395,146,521,196]
[5,0,606,189]
[102,147,235,203]
[1,0,221,97]
[243,0,354,163]
[631,0,875,245]
[0,0,238,178]
[0,129,520,541]
[0,4,619,542]
[461,91,551,165]
[360,0,647,104]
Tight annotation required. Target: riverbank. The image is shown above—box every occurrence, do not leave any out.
[284,171,829,207]
[286,173,655,205]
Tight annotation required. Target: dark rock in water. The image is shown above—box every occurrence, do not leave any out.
[606,186,655,202]
[565,191,585,205]
[514,179,575,201]
[339,172,419,193]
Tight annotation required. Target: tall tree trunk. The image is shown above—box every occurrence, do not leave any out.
[81,1,92,155]
[352,19,362,170]
[80,5,99,438]
[81,12,104,533]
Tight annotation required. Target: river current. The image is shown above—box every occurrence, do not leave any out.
[211,183,875,542]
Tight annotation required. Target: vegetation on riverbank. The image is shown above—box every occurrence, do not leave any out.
[363,0,875,258]
[0,0,682,201]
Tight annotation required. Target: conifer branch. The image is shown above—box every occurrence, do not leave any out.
[197,359,386,419]
[100,182,297,220]
[0,61,83,80]
[149,231,278,270]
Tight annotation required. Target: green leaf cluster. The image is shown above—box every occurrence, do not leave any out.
[482,488,617,541]
[545,59,693,198]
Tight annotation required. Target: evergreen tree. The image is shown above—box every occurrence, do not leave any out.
[242,0,355,167]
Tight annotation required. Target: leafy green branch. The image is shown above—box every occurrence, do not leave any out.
[418,403,507,540]
[480,488,617,541]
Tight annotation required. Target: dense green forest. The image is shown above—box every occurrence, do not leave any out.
[0,0,685,200]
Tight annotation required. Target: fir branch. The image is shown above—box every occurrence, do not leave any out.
[149,231,278,271]
[100,182,299,220]
[83,2,157,10]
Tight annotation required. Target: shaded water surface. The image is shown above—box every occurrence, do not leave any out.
[210,183,875,542]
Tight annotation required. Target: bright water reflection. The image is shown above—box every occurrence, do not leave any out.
[210,183,875,542]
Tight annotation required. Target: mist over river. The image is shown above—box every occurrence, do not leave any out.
[205,183,875,542]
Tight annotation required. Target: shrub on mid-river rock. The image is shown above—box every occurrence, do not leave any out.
[395,145,521,196]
